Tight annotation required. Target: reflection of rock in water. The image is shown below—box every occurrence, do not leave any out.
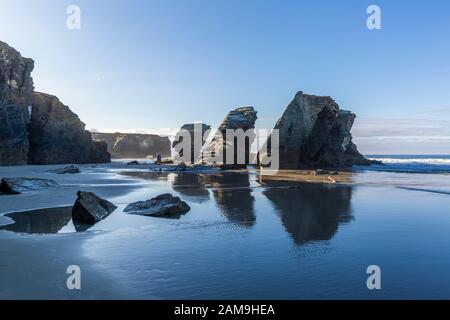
[263,185,353,245]
[0,207,72,234]
[172,173,210,203]
[202,172,256,227]
[121,171,170,182]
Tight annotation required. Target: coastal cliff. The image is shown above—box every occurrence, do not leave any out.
[28,93,110,164]
[0,41,34,165]
[0,41,110,166]
[92,132,171,159]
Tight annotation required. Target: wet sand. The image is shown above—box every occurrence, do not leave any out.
[1,162,450,299]
[0,162,145,299]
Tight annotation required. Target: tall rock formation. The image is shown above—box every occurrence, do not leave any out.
[0,41,110,166]
[0,41,34,165]
[265,91,373,169]
[28,92,110,164]
[172,123,210,164]
[203,107,257,167]
[92,132,171,159]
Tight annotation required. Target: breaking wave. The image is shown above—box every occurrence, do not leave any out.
[359,155,450,173]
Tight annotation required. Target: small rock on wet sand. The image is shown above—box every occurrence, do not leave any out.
[72,191,117,224]
[0,177,58,194]
[52,165,80,174]
[312,169,339,176]
[127,160,141,165]
[124,193,190,217]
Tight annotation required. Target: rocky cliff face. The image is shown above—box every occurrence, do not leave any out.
[172,123,211,164]
[267,91,372,169]
[0,41,34,165]
[28,92,110,164]
[203,107,257,167]
[0,41,110,166]
[92,132,171,159]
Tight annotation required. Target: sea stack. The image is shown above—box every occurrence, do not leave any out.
[265,91,373,169]
[172,123,211,164]
[203,107,257,168]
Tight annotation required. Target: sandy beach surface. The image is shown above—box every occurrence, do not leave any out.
[1,161,450,299]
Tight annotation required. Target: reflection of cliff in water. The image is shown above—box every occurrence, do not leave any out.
[263,185,353,245]
[201,172,256,227]
[172,173,210,203]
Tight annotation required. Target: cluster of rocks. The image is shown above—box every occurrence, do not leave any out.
[173,95,375,169]
[0,41,110,166]
[92,132,171,159]
[1,41,376,170]
[72,191,190,225]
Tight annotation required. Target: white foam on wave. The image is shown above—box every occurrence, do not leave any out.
[357,156,450,173]
[368,157,450,165]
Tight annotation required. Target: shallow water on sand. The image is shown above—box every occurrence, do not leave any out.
[1,166,450,299]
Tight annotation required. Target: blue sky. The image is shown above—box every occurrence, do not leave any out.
[1,0,449,154]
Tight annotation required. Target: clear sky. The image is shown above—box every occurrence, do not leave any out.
[1,0,449,154]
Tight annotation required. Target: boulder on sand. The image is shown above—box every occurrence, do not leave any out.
[53,165,80,174]
[312,169,339,176]
[72,191,117,224]
[0,177,58,194]
[127,160,141,165]
[124,193,190,217]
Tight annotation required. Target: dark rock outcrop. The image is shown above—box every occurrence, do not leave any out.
[127,160,141,165]
[0,177,58,194]
[203,107,257,167]
[92,132,171,159]
[173,123,210,164]
[1,41,111,166]
[0,41,34,165]
[124,193,190,217]
[72,191,117,224]
[52,165,80,174]
[265,91,374,169]
[28,92,110,164]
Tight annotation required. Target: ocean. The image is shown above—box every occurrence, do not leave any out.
[362,155,450,173]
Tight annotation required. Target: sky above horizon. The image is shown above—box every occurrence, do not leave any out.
[1,0,449,154]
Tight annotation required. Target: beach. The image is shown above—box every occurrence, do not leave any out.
[1,159,450,299]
